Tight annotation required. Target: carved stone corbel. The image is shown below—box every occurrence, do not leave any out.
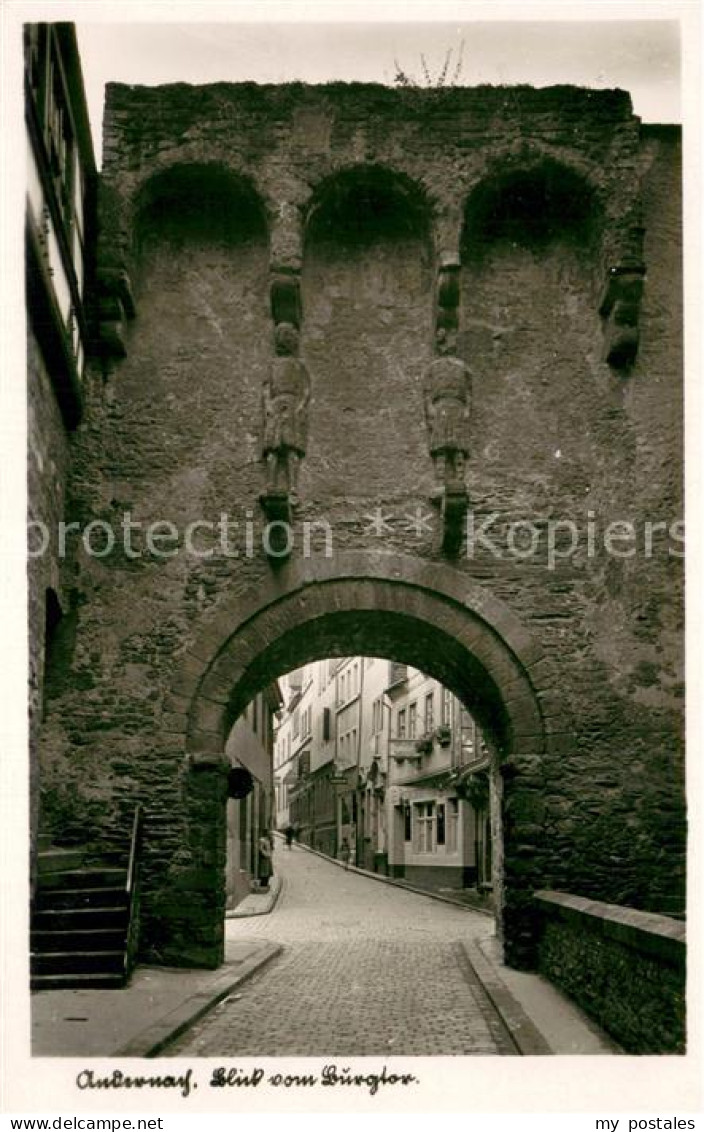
[599,210,646,369]
[96,267,136,361]
[599,264,646,369]
[270,263,302,330]
[442,481,469,557]
[436,253,461,333]
[259,490,293,560]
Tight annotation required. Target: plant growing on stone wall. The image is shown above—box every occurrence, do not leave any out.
[393,41,466,89]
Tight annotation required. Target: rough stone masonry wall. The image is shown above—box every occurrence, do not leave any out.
[535,891,686,1053]
[36,83,684,970]
[27,327,72,885]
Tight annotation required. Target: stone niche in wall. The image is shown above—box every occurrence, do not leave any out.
[124,162,271,505]
[459,157,607,520]
[301,164,435,503]
[134,162,268,257]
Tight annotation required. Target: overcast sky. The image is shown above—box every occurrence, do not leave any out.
[73,16,681,165]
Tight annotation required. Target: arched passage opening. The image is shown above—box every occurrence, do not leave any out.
[150,555,551,973]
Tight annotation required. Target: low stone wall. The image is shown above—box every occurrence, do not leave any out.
[535,890,685,1054]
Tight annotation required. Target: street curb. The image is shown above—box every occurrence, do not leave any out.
[460,942,553,1055]
[474,938,625,1056]
[226,875,283,918]
[286,836,493,916]
[115,942,283,1058]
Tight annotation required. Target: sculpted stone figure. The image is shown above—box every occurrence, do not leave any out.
[423,329,472,491]
[262,323,311,499]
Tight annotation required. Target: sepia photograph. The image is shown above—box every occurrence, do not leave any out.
[2,0,700,1119]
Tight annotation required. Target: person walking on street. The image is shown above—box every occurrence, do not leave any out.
[340,837,351,870]
[284,824,295,849]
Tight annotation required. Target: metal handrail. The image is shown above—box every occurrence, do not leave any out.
[124,804,143,980]
[126,803,142,895]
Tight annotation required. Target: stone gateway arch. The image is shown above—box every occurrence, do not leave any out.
[173,552,547,969]
[30,78,683,1041]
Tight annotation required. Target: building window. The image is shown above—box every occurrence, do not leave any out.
[442,688,452,726]
[45,43,76,229]
[424,692,434,734]
[447,798,459,852]
[403,803,412,842]
[372,696,384,734]
[436,803,446,846]
[414,802,434,853]
[397,708,406,738]
[408,702,417,740]
[460,709,474,760]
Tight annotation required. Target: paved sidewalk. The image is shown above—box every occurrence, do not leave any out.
[477,935,622,1054]
[31,937,281,1058]
[226,874,282,917]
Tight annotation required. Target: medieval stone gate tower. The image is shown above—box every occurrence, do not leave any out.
[35,81,683,971]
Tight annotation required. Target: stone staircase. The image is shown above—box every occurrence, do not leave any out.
[31,841,132,990]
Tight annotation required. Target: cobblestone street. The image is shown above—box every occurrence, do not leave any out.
[164,845,516,1056]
